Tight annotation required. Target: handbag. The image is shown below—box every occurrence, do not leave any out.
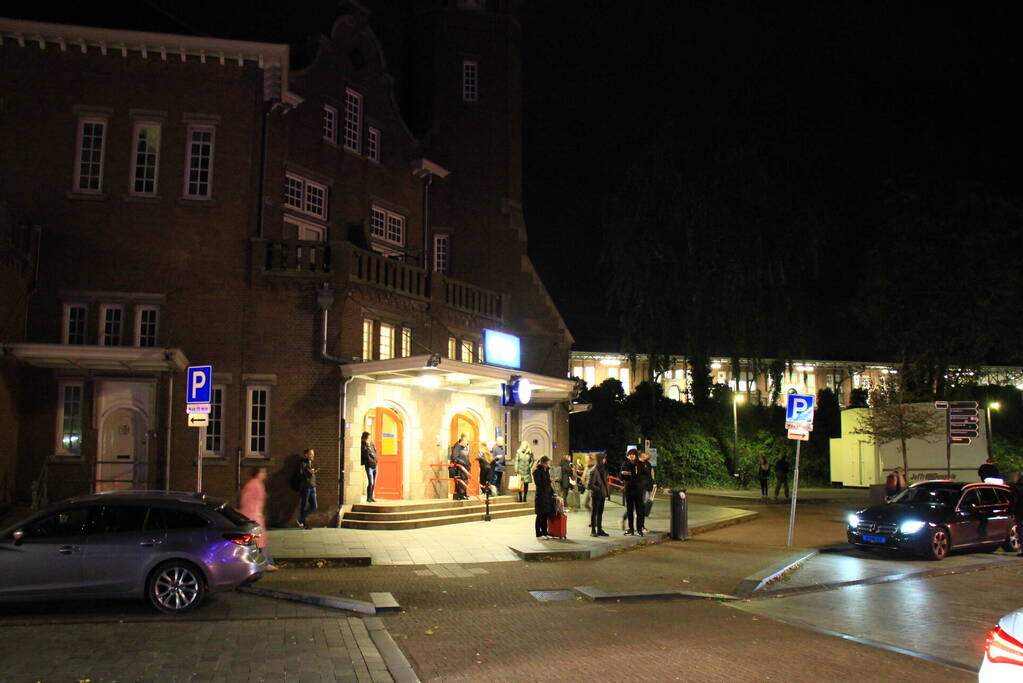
[507,474,523,492]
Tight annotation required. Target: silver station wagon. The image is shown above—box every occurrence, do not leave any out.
[0,490,267,613]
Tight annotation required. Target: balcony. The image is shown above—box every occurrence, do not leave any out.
[252,238,503,320]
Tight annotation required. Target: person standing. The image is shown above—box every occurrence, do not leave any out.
[588,454,610,537]
[515,440,534,503]
[492,439,507,493]
[884,466,906,498]
[361,431,378,502]
[297,448,318,529]
[450,433,470,500]
[478,442,493,496]
[239,466,277,571]
[558,454,574,509]
[774,454,790,502]
[1011,473,1023,557]
[979,457,1000,482]
[532,456,555,539]
[621,448,642,535]
[637,451,654,533]
[581,454,596,511]
[757,455,771,500]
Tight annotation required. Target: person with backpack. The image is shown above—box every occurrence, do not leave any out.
[295,448,318,529]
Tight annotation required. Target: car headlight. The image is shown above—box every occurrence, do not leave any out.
[847,514,860,528]
[900,520,926,534]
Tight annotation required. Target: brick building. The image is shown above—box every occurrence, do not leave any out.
[0,2,574,524]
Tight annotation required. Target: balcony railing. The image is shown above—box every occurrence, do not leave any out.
[252,238,502,320]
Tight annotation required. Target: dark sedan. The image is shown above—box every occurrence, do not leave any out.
[847,480,1019,560]
[0,490,267,613]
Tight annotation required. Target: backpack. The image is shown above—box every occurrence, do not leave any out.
[290,462,304,491]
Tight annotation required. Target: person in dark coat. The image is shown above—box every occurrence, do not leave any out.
[979,458,1000,482]
[621,448,643,536]
[491,438,507,493]
[532,456,555,539]
[477,443,493,497]
[774,455,791,501]
[558,454,574,503]
[361,431,378,502]
[588,453,610,537]
[297,448,318,529]
[1011,473,1023,557]
[450,433,471,500]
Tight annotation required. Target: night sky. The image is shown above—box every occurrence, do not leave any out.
[6,1,1021,359]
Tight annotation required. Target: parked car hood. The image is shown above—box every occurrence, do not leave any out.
[856,502,949,524]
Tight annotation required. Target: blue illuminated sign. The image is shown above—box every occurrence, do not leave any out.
[483,329,520,369]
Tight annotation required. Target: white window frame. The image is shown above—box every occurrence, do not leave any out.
[461,339,475,363]
[462,60,479,102]
[448,336,457,359]
[63,302,88,345]
[344,88,362,153]
[74,116,108,193]
[245,385,271,458]
[370,205,405,247]
[129,121,161,196]
[55,380,85,456]
[323,104,338,144]
[283,173,329,220]
[433,233,450,274]
[379,323,394,361]
[183,124,216,199]
[400,327,412,358]
[367,126,380,162]
[134,305,159,348]
[362,318,375,361]
[205,384,225,457]
[283,215,326,242]
[98,304,125,346]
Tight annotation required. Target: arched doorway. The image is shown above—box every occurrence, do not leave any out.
[521,425,551,464]
[364,406,403,500]
[449,413,480,496]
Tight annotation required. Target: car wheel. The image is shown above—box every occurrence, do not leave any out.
[925,527,949,561]
[147,561,206,614]
[1003,525,1020,553]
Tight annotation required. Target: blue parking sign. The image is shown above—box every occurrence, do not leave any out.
[186,365,213,404]
[786,394,815,424]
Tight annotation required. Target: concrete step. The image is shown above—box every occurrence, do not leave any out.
[349,495,521,514]
[340,505,535,530]
[343,500,529,521]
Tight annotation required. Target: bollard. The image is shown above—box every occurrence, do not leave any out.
[670,489,688,540]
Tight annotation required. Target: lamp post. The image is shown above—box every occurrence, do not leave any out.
[986,401,1001,461]
[733,394,745,478]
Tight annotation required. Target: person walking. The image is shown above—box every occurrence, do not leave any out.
[757,455,771,500]
[588,453,610,537]
[532,455,555,539]
[492,438,507,494]
[621,448,643,535]
[478,442,493,497]
[558,454,574,510]
[773,454,790,502]
[361,431,378,502]
[515,440,534,503]
[238,466,277,571]
[450,433,470,500]
[297,448,318,529]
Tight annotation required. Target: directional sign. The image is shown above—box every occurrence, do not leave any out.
[947,400,980,444]
[787,429,810,441]
[186,403,211,414]
[187,413,209,428]
[785,394,816,425]
[186,365,213,404]
[950,436,972,445]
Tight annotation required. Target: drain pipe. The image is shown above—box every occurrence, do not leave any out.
[164,373,173,491]
[317,284,349,526]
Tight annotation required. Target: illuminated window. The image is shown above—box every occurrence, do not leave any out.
[245,386,270,458]
[584,366,595,388]
[461,340,475,363]
[401,327,412,358]
[130,122,161,195]
[462,60,478,102]
[74,116,107,193]
[448,336,457,359]
[323,104,337,144]
[344,88,362,152]
[56,381,84,455]
[362,318,374,361]
[184,125,215,199]
[379,323,394,361]
[619,368,630,389]
[572,365,583,378]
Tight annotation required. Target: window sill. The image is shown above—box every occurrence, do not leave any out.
[342,146,363,160]
[123,194,162,204]
[323,138,340,149]
[198,456,229,466]
[176,197,215,207]
[66,191,107,201]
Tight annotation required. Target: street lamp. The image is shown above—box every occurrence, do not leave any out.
[733,394,745,478]
[986,402,1001,460]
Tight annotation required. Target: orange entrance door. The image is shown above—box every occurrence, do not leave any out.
[364,407,403,500]
[449,413,480,496]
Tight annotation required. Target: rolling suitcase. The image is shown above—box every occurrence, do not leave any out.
[548,513,567,539]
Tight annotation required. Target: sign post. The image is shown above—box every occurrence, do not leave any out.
[785,394,816,547]
[186,365,213,493]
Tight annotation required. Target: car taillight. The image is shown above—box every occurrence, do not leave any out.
[223,533,254,546]
[986,626,1023,666]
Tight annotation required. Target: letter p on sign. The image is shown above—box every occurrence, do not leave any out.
[786,394,815,424]
[187,365,213,404]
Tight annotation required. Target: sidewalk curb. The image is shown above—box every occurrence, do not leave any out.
[238,585,376,614]
[733,549,820,597]
[364,616,421,683]
[272,556,372,568]
[509,532,668,561]
[574,585,739,602]
[687,510,760,536]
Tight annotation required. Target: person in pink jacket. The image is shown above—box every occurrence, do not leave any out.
[239,467,277,571]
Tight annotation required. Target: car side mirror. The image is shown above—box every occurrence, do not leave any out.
[12,529,24,546]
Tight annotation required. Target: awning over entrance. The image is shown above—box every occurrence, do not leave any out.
[339,355,577,402]
[2,343,189,372]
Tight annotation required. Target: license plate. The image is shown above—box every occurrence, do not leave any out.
[862,534,886,543]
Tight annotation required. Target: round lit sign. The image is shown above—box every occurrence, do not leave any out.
[513,377,532,405]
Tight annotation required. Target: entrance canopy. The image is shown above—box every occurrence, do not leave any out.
[340,355,576,403]
[2,343,188,372]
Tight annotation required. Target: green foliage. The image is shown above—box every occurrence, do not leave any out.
[993,435,1023,480]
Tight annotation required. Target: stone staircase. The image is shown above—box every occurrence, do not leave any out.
[340,495,534,530]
